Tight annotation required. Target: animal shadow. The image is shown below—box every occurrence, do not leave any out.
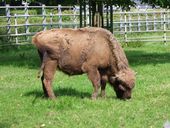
[25,87,91,100]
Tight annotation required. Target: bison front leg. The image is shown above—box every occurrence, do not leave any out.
[42,59,57,99]
[83,65,101,100]
[100,75,107,98]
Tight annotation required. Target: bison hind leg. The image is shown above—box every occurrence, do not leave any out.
[42,59,57,99]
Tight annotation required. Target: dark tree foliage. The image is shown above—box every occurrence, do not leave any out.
[2,0,170,8]
[1,0,78,6]
[29,0,78,6]
[141,0,170,8]
[109,0,136,10]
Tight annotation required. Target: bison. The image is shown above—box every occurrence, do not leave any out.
[32,27,135,100]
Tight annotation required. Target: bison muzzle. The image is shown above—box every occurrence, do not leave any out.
[32,27,135,100]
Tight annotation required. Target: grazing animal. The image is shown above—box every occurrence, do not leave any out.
[32,27,135,100]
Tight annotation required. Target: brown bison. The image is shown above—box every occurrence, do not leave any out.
[32,27,135,100]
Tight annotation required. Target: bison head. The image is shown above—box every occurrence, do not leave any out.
[110,68,135,100]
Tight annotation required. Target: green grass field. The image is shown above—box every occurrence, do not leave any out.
[0,42,170,128]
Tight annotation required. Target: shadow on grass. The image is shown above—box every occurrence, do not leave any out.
[1,45,170,69]
[126,51,170,66]
[0,122,11,128]
[24,87,91,100]
[0,45,40,69]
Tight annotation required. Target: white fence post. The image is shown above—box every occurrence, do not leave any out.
[153,12,157,31]
[124,11,128,43]
[160,10,164,29]
[24,3,29,41]
[168,10,170,29]
[42,4,47,30]
[6,4,11,41]
[50,13,53,28]
[73,6,78,29]
[1,6,170,45]
[145,11,149,31]
[120,13,123,32]
[137,12,141,32]
[14,14,18,44]
[58,5,62,29]
[58,4,62,29]
[163,10,167,44]
[128,13,132,32]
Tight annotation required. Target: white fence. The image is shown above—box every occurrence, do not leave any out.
[112,9,170,43]
[0,4,79,46]
[0,5,170,46]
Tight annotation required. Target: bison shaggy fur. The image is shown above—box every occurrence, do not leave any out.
[32,27,135,100]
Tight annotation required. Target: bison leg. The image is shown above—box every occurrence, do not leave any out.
[83,64,101,100]
[89,70,100,100]
[100,76,107,98]
[42,59,57,99]
[41,74,48,97]
[37,50,48,97]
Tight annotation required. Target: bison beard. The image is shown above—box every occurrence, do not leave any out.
[32,27,135,100]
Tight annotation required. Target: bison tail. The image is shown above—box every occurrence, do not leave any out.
[37,62,44,78]
[37,51,49,79]
[32,32,46,78]
[37,50,45,78]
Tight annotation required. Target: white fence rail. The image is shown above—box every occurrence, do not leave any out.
[112,9,170,43]
[0,5,170,46]
[0,4,79,46]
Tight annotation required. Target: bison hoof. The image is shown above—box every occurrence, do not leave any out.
[91,96,97,100]
[48,96,56,100]
[91,94,97,100]
[101,92,106,98]
[44,94,56,100]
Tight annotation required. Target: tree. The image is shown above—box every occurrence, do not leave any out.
[141,0,170,8]
[2,0,170,8]
[111,0,136,10]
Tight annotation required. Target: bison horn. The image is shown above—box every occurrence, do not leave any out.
[119,84,126,91]
[109,76,117,84]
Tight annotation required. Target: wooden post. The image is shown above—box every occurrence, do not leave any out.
[106,5,109,28]
[83,2,86,27]
[14,14,18,44]
[58,4,62,29]
[110,4,113,33]
[80,0,82,28]
[42,4,47,30]
[89,0,92,26]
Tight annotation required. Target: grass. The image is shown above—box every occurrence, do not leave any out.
[0,43,170,128]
